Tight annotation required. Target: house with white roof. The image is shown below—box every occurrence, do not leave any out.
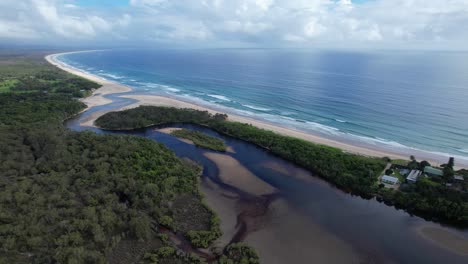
[382,175,399,185]
[406,170,421,183]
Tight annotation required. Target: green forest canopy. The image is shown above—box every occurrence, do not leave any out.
[96,106,468,227]
[0,53,256,264]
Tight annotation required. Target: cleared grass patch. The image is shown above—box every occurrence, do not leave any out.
[0,79,18,92]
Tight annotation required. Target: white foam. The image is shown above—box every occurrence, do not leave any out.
[242,104,272,112]
[458,148,468,154]
[282,116,296,121]
[166,87,180,93]
[207,94,231,101]
[101,73,124,79]
[305,121,340,134]
[335,119,347,123]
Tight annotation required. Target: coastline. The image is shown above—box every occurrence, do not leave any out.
[45,52,466,168]
[45,53,132,109]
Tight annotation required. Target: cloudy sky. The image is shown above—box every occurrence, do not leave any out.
[1,0,468,49]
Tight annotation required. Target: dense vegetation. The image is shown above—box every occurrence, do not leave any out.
[141,242,259,264]
[218,243,260,264]
[96,106,468,227]
[171,128,227,151]
[96,106,386,196]
[0,55,100,97]
[1,53,245,263]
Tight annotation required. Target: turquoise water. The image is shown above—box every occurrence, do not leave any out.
[58,49,468,165]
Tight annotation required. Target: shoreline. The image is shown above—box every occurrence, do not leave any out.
[45,53,132,109]
[45,52,468,168]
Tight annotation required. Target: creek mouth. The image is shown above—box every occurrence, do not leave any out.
[65,95,468,264]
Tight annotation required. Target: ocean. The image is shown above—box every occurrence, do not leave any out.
[57,49,468,164]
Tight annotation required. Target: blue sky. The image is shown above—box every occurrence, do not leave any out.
[1,0,468,49]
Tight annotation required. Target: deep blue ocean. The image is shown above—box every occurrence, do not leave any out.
[58,49,468,164]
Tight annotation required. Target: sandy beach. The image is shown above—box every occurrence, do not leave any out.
[45,52,467,168]
[45,53,131,109]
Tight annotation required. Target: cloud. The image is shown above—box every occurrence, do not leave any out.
[0,0,468,49]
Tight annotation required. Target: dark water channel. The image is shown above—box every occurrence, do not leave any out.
[65,93,468,264]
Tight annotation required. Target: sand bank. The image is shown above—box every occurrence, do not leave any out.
[158,127,236,153]
[157,127,196,145]
[204,152,276,196]
[199,177,239,248]
[417,225,468,256]
[46,52,466,168]
[200,151,365,263]
[245,198,366,264]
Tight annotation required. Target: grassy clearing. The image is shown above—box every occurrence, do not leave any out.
[0,79,18,92]
[171,128,227,152]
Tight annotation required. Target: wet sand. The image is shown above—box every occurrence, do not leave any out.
[157,127,194,145]
[417,226,468,256]
[204,152,276,196]
[245,198,365,264]
[201,152,365,264]
[261,160,322,184]
[199,177,239,248]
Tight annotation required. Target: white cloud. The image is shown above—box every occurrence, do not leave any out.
[304,19,326,38]
[0,20,39,39]
[0,0,468,49]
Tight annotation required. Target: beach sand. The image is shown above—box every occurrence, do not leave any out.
[45,53,131,109]
[45,52,466,168]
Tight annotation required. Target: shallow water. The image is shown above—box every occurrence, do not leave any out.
[59,49,468,165]
[66,95,468,264]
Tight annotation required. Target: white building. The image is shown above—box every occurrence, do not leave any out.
[406,170,421,183]
[382,175,399,185]
[454,175,465,182]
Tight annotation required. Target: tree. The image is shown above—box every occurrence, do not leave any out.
[443,166,454,182]
[448,157,455,168]
[407,155,419,169]
[419,160,431,170]
[130,214,152,241]
[442,157,455,182]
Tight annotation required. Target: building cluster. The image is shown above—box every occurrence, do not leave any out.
[381,165,465,186]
